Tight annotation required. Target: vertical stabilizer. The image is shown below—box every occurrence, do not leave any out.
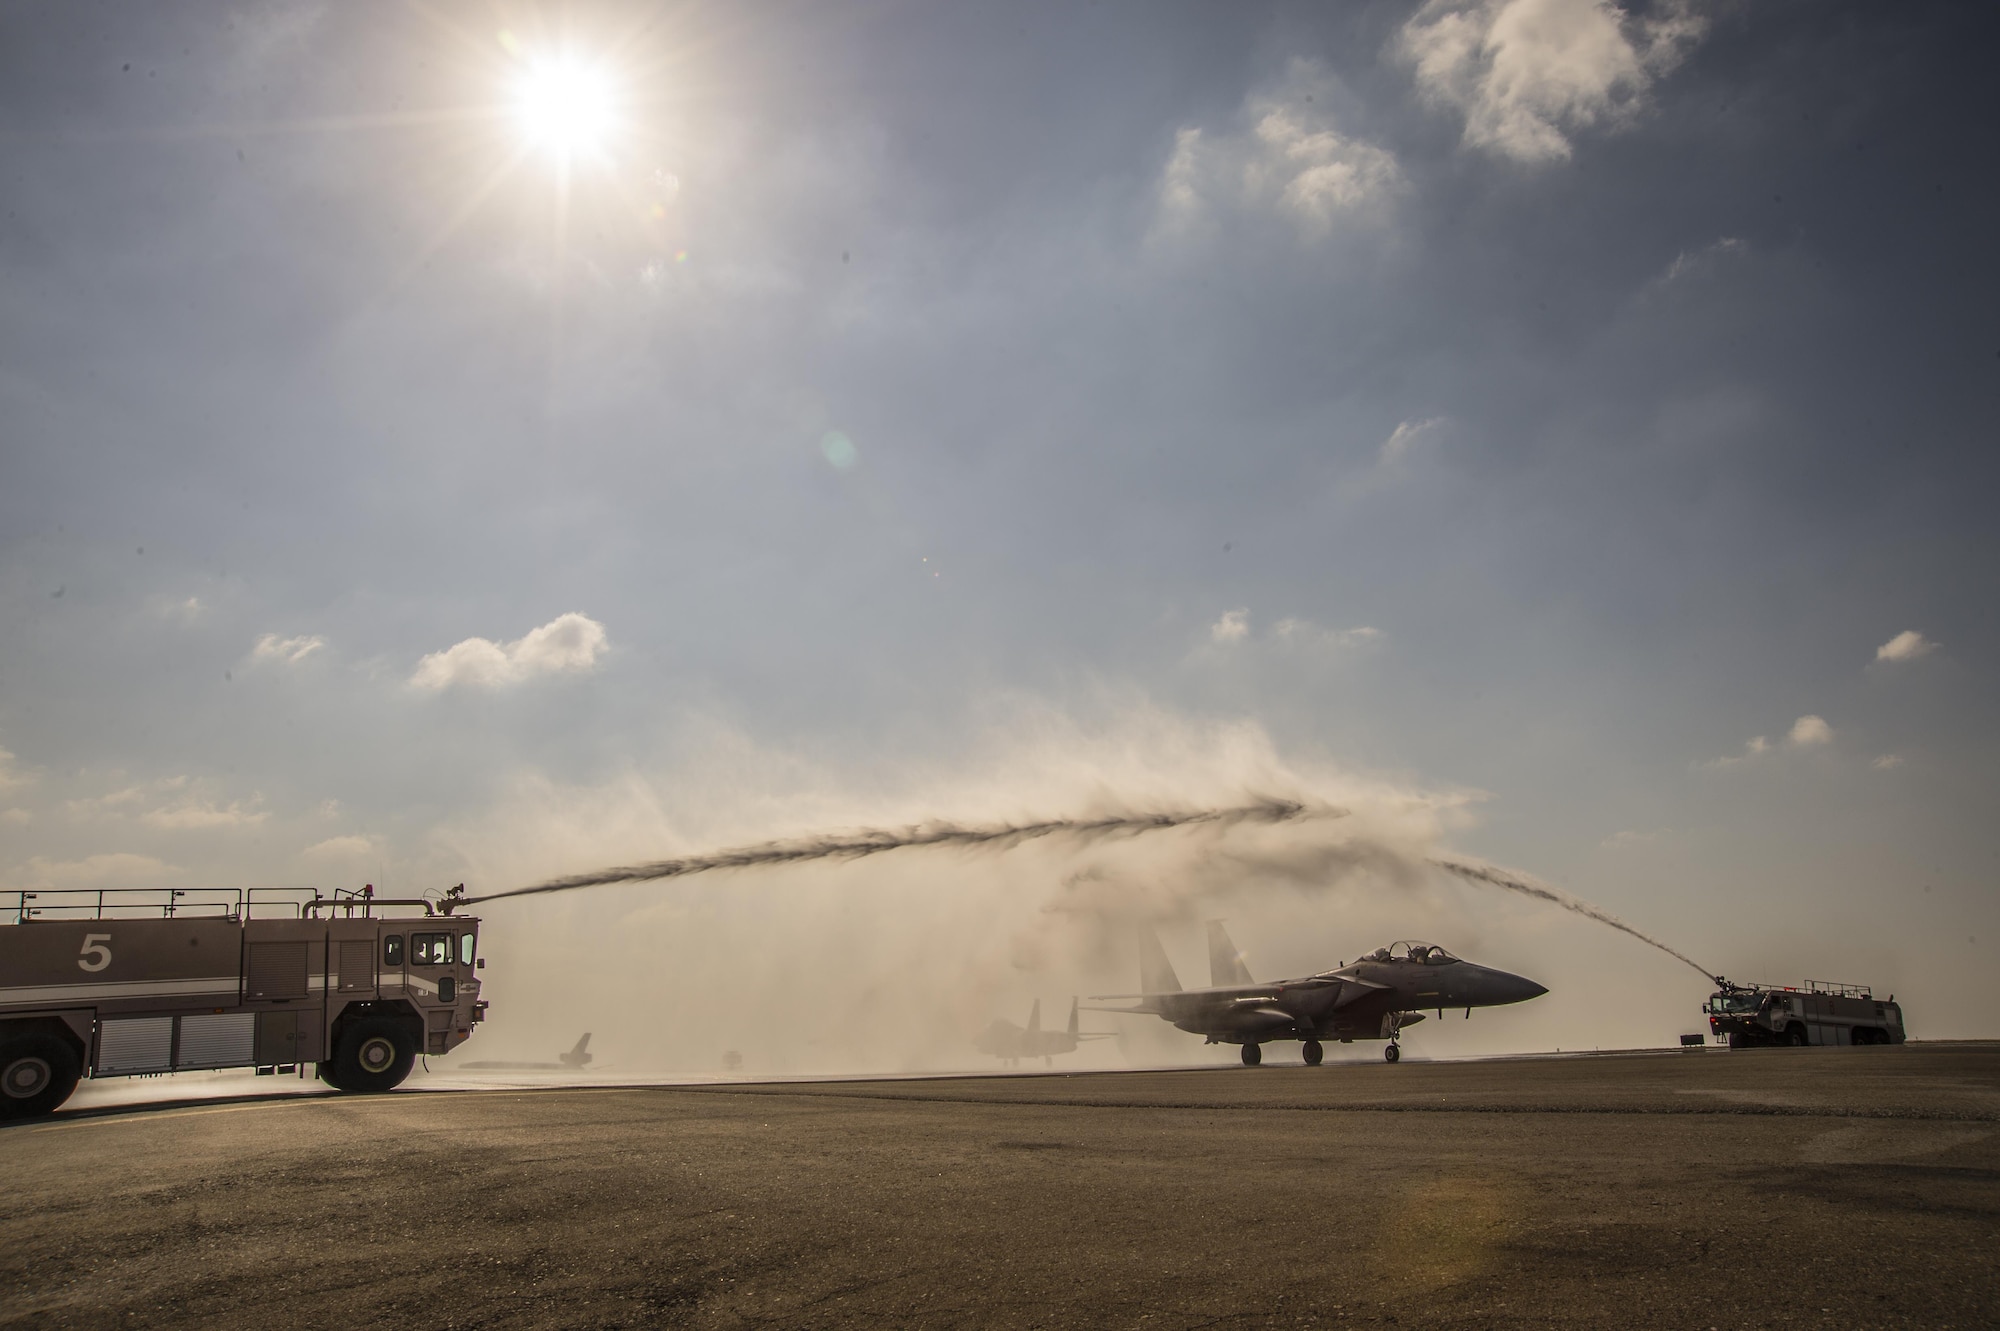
[1067,997,1079,1037]
[1026,998,1042,1033]
[1206,920,1254,986]
[1139,928,1182,994]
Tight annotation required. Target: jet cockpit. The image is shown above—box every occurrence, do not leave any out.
[1361,940,1460,965]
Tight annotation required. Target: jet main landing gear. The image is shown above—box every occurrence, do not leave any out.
[1384,1042,1401,1064]
[1301,1040,1324,1066]
[1240,1043,1262,1067]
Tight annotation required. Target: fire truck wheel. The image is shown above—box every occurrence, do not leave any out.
[0,1033,81,1120]
[1787,1024,1809,1047]
[332,1019,416,1094]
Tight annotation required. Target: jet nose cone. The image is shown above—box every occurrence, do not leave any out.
[1473,967,1548,1006]
[1498,970,1548,1004]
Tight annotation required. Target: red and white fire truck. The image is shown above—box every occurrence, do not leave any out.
[0,886,487,1119]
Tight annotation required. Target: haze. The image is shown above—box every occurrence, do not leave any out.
[2,1,1994,1071]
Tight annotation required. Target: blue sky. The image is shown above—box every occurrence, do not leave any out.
[2,1,1993,1062]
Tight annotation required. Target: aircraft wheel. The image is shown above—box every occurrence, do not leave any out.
[1241,1043,1262,1067]
[1301,1040,1324,1066]
[0,1034,80,1120]
[1384,1043,1401,1064]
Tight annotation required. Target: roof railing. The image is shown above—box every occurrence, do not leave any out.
[6,884,470,924]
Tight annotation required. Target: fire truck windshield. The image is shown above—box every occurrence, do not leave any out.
[1708,992,1762,1014]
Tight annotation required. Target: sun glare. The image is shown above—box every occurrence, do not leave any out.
[513,56,616,160]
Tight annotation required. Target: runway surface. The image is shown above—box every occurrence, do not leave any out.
[4,1045,1996,1329]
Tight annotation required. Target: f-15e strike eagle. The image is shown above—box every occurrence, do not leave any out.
[975,998,1115,1067]
[1088,923,1546,1065]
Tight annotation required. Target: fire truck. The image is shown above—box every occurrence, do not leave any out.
[0,886,487,1120]
[1705,978,1904,1048]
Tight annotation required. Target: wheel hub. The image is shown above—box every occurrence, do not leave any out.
[3,1056,52,1099]
[358,1037,396,1074]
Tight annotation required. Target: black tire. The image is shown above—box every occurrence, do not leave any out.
[1788,1024,1809,1048]
[1240,1043,1262,1067]
[1384,1043,1401,1064]
[0,1034,81,1121]
[331,1018,416,1094]
[1301,1040,1324,1066]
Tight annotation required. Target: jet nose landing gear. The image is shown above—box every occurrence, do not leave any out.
[1240,1043,1262,1067]
[1384,1043,1401,1064]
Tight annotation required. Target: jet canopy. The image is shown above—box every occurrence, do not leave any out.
[1362,940,1460,965]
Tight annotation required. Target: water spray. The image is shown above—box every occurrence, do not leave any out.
[1430,854,1718,983]
[461,797,1330,906]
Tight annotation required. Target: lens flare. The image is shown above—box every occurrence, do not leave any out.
[513,56,615,159]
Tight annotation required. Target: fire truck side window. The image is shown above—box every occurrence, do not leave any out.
[459,934,475,966]
[384,935,403,966]
[411,933,453,966]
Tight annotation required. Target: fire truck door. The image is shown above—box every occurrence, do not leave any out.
[245,942,308,1001]
[336,939,376,995]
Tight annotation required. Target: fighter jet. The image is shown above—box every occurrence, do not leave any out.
[975,998,1114,1067]
[460,1033,596,1072]
[1087,922,1546,1065]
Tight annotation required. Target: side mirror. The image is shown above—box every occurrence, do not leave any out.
[476,958,485,969]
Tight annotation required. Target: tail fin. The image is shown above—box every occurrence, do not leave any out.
[1067,997,1080,1037]
[1026,998,1042,1034]
[570,1033,592,1058]
[1206,920,1254,986]
[1139,928,1182,994]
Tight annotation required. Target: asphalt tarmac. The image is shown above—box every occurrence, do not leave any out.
[4,1045,1996,1329]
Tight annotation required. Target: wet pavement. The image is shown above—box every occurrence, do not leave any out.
[4,1044,1996,1329]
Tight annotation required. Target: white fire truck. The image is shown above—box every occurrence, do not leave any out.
[1705,978,1904,1048]
[0,886,487,1120]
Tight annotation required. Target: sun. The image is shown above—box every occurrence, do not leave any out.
[512,55,617,161]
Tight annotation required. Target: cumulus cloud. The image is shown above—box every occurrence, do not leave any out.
[1210,609,1252,644]
[1875,630,1938,663]
[1706,717,1833,767]
[302,834,378,859]
[251,632,326,665]
[411,612,609,691]
[1397,0,1707,163]
[1871,754,1905,771]
[1158,59,1400,240]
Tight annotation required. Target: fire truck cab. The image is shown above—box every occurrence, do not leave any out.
[0,887,488,1120]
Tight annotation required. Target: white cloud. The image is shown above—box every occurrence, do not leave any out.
[1210,609,1251,644]
[1871,754,1905,771]
[1787,715,1833,748]
[1659,236,1747,286]
[1875,630,1938,663]
[1379,417,1446,465]
[302,834,377,859]
[141,799,268,830]
[1158,60,1401,241]
[1272,620,1384,650]
[251,632,326,665]
[1397,0,1706,163]
[0,745,31,792]
[15,852,176,888]
[1600,828,1667,850]
[1704,734,1769,769]
[0,808,31,825]
[411,612,610,691]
